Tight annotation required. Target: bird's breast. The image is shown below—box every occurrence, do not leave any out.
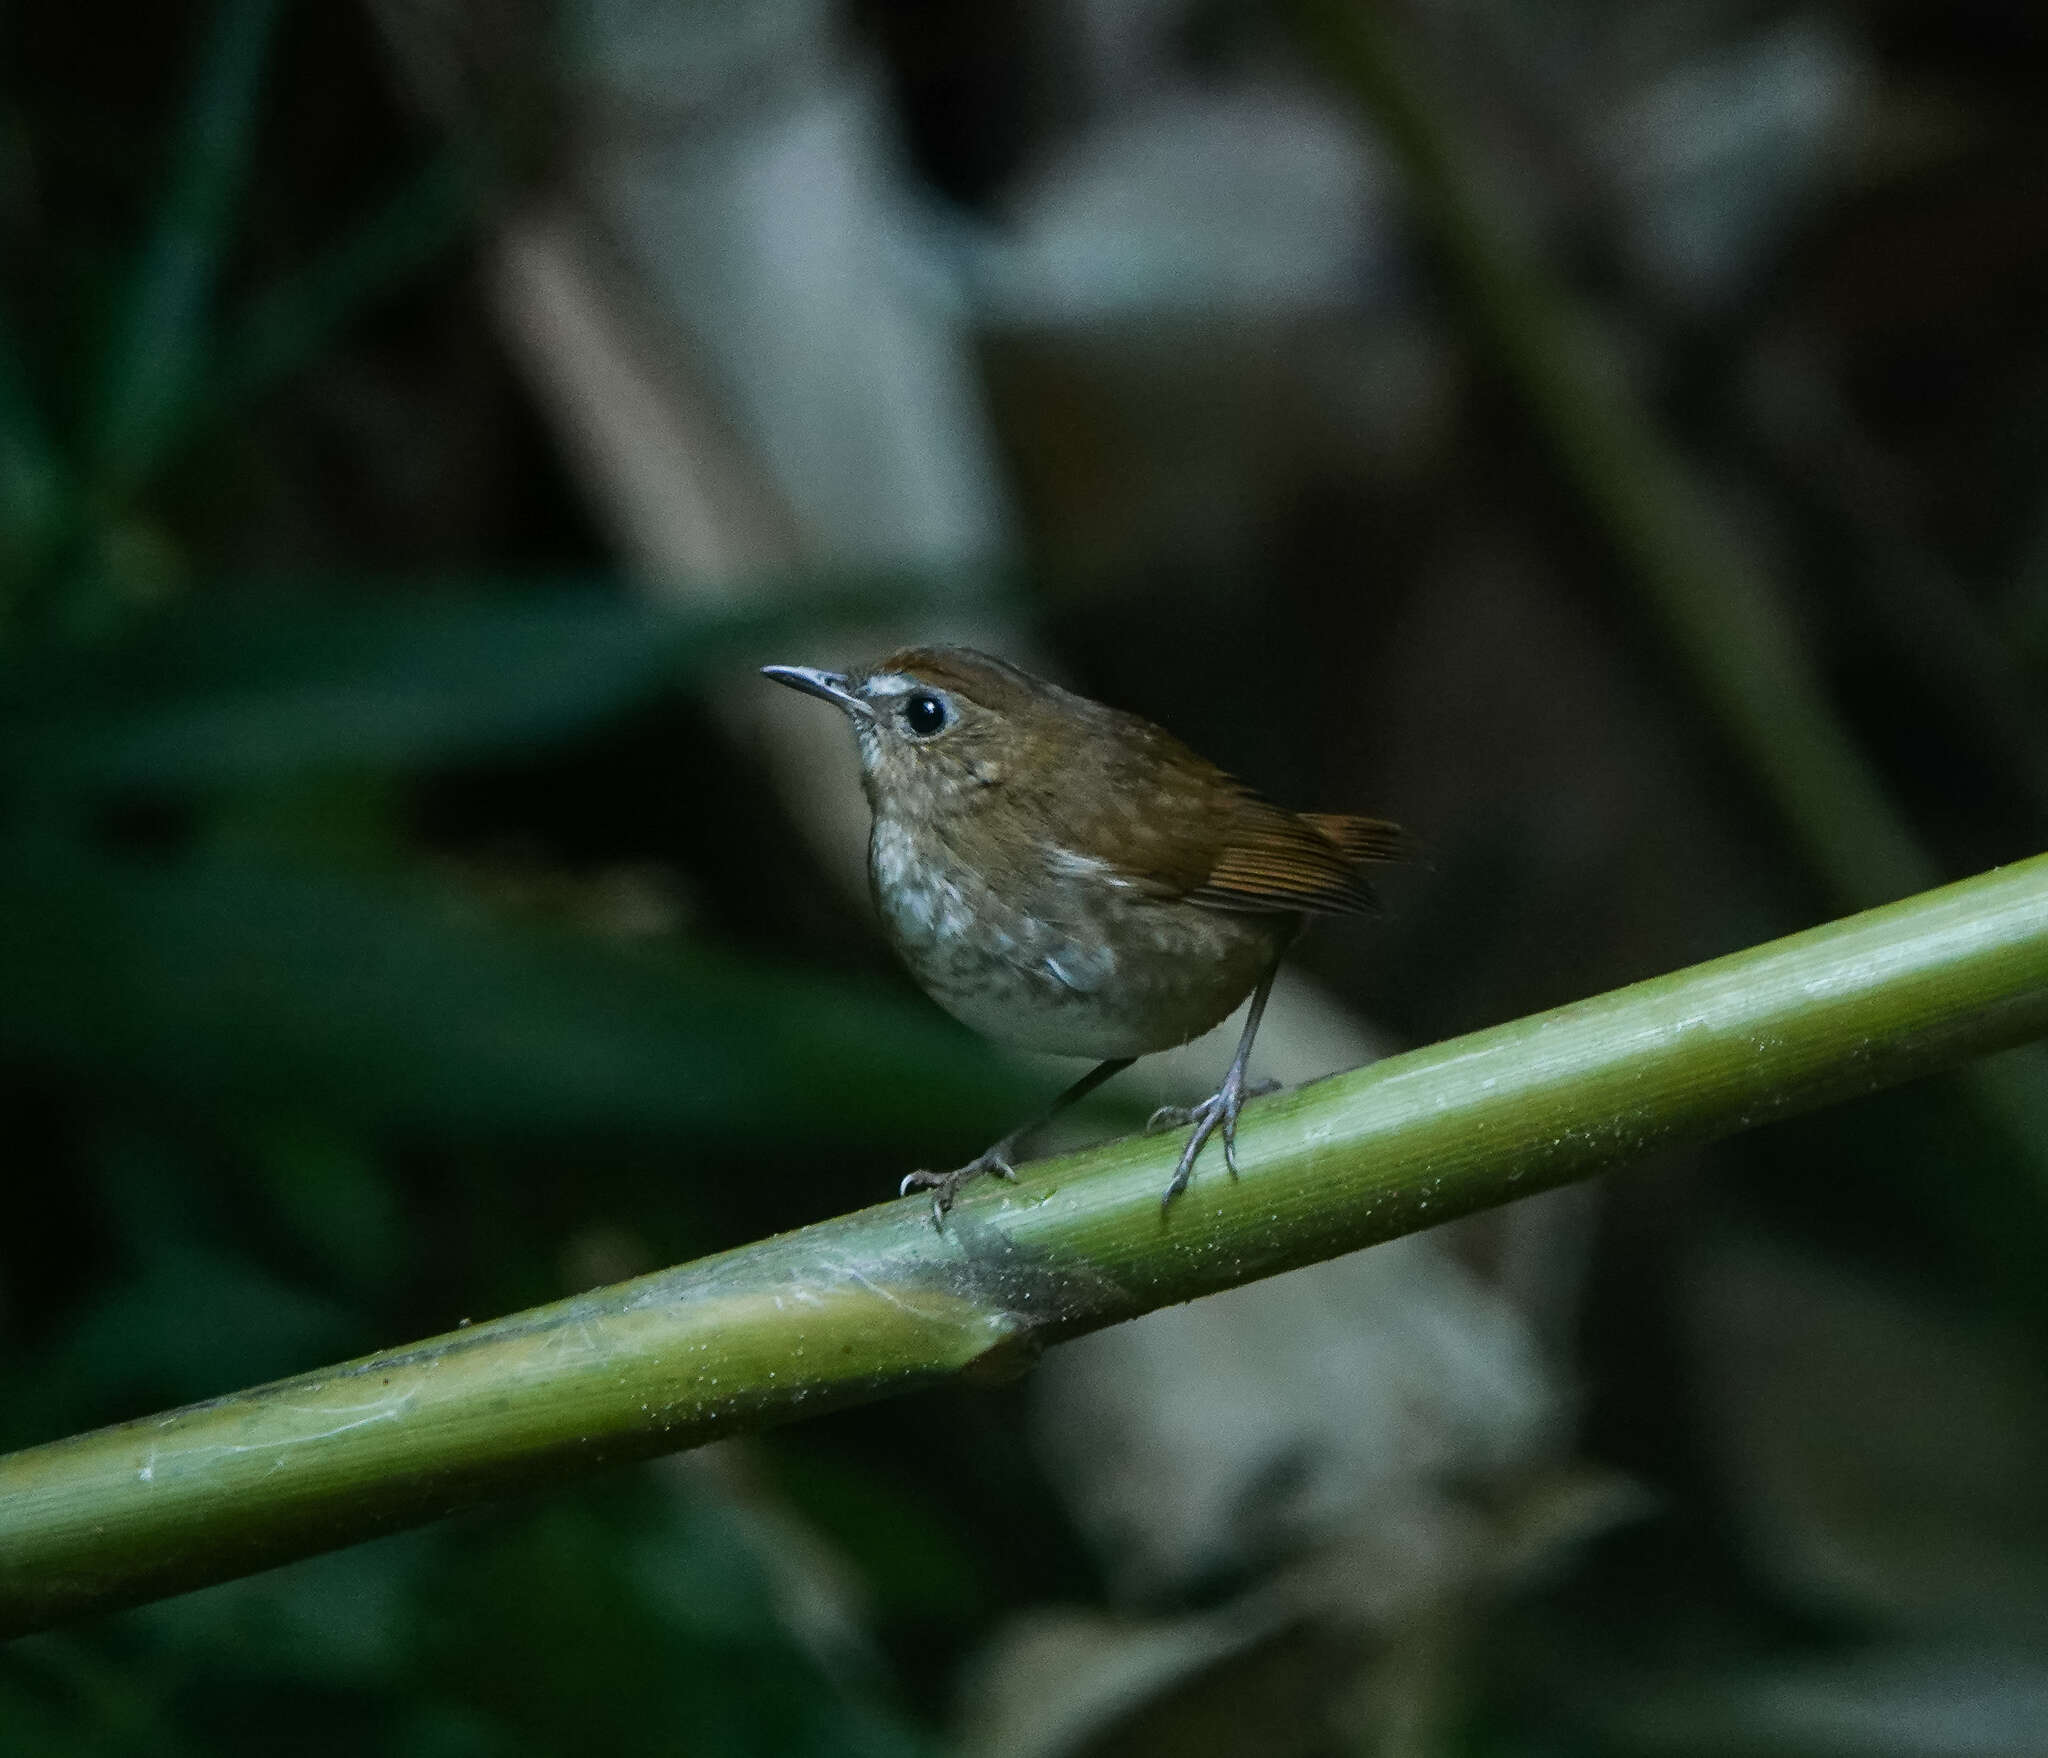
[867,814,1288,1058]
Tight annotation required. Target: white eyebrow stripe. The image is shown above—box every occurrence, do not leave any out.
[864,674,918,697]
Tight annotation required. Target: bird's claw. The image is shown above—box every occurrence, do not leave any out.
[1146,1078,1277,1135]
[1157,1076,1278,1207]
[900,1146,1016,1228]
[1143,1102,1191,1134]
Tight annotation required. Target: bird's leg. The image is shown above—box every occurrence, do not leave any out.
[1149,963,1282,1206]
[903,1056,1134,1226]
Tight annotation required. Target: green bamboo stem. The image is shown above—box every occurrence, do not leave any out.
[5,856,2048,1636]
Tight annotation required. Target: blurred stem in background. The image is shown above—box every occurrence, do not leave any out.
[1742,344,2048,835]
[1292,0,1929,909]
[1290,0,2048,1207]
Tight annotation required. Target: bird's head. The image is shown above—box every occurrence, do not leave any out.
[760,646,1071,820]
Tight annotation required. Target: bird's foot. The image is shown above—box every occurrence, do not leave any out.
[1147,1076,1280,1205]
[900,1142,1018,1228]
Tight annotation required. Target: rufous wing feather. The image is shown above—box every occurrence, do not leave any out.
[1299,813,1411,866]
[1185,802,1396,917]
[1053,714,1406,918]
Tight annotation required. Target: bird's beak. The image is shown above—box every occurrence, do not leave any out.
[759,664,873,719]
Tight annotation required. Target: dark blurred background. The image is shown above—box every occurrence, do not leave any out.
[5,0,2048,1752]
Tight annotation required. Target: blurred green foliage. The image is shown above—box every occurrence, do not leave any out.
[4,1480,942,1757]
[0,1,1055,1748]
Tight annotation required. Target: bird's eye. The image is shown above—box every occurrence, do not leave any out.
[901,692,949,737]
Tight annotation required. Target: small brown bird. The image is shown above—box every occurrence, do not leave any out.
[762,648,1401,1221]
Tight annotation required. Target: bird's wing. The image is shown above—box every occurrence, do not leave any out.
[1298,813,1411,866]
[1184,800,1387,917]
[1030,711,1402,919]
[1044,748,1393,920]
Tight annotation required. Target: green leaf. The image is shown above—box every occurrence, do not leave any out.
[213,155,477,412]
[90,0,283,494]
[0,301,68,594]
[36,1241,357,1424]
[0,835,1023,1143]
[0,578,990,794]
[3,587,680,790]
